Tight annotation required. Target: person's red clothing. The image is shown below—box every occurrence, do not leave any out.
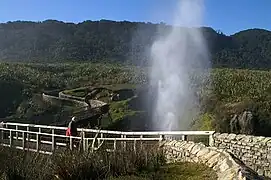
[66,128,71,136]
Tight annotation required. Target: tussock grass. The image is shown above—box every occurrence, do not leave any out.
[0,144,216,180]
[0,144,164,180]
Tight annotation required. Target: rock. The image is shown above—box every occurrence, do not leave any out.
[163,140,264,180]
[187,143,196,152]
[260,137,271,144]
[200,150,219,162]
[267,154,271,160]
[228,133,237,140]
[219,133,229,139]
[190,144,205,155]
[217,168,236,180]
[213,133,221,137]
[242,136,253,143]
[236,134,246,140]
[196,147,210,157]
[215,157,233,172]
[230,114,239,133]
[239,111,254,135]
[229,111,256,135]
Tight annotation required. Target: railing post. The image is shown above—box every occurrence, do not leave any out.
[140,135,143,149]
[1,124,8,142]
[209,134,214,146]
[26,126,30,141]
[98,133,101,146]
[133,139,136,153]
[4,124,7,140]
[182,135,187,141]
[82,131,85,151]
[1,127,3,141]
[113,139,117,151]
[159,135,164,147]
[70,136,73,150]
[22,132,26,150]
[98,133,103,149]
[15,125,18,140]
[123,135,126,150]
[9,130,13,147]
[120,134,124,149]
[85,138,89,151]
[52,129,56,152]
[36,133,40,152]
[26,127,30,150]
[159,135,164,142]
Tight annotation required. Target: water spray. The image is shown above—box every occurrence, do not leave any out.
[149,0,210,131]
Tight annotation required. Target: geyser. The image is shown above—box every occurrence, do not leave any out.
[149,0,210,131]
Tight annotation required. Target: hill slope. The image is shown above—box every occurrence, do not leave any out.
[1,63,271,136]
[0,20,270,69]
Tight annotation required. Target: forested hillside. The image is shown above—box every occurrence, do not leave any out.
[0,19,270,69]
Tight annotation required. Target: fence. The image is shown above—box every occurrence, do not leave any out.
[0,122,215,155]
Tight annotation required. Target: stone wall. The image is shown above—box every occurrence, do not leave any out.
[59,91,85,101]
[90,99,107,108]
[162,140,261,180]
[42,91,110,124]
[42,93,88,109]
[213,133,271,178]
[59,91,107,109]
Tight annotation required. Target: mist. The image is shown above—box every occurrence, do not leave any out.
[149,0,211,131]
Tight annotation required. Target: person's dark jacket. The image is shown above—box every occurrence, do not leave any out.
[68,120,78,136]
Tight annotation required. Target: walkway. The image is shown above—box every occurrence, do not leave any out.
[0,122,215,155]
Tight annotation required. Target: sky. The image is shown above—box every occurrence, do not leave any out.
[0,0,270,35]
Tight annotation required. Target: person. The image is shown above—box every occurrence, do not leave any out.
[0,121,5,140]
[0,121,4,129]
[84,94,92,108]
[66,116,78,137]
[66,117,78,149]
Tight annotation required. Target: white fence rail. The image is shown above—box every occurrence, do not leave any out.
[0,122,215,155]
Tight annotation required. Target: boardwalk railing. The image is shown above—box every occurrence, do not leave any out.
[0,122,215,155]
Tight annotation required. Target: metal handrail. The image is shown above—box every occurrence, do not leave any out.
[3,122,215,136]
[0,122,215,155]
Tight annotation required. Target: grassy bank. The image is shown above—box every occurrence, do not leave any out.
[0,145,216,180]
[1,62,271,135]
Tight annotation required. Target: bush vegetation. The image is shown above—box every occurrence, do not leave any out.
[1,62,271,135]
[0,20,271,70]
[0,145,216,180]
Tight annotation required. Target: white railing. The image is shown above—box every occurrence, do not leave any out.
[0,122,215,155]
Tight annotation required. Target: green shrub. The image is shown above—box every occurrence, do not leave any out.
[52,145,165,180]
[0,144,165,180]
[2,62,271,135]
[0,147,52,180]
